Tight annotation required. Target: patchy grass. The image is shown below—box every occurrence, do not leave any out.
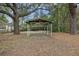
[0,32,79,56]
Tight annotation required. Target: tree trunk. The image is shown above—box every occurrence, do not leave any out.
[13,17,20,34]
[69,3,77,34]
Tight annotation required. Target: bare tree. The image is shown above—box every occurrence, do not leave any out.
[69,3,77,34]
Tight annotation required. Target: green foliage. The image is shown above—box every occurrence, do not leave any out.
[0,14,8,23]
[48,4,70,32]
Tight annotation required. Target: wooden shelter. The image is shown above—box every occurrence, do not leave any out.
[26,18,53,36]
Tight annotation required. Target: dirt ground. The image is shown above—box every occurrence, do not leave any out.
[0,31,79,56]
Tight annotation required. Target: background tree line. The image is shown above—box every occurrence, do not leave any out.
[0,3,77,35]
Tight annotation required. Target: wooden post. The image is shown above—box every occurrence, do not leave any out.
[27,23,30,37]
[44,24,46,34]
[47,24,49,35]
[50,23,52,37]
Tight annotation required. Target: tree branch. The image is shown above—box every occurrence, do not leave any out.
[6,3,15,12]
[0,4,15,12]
[19,7,48,17]
[0,10,13,19]
[19,8,39,17]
